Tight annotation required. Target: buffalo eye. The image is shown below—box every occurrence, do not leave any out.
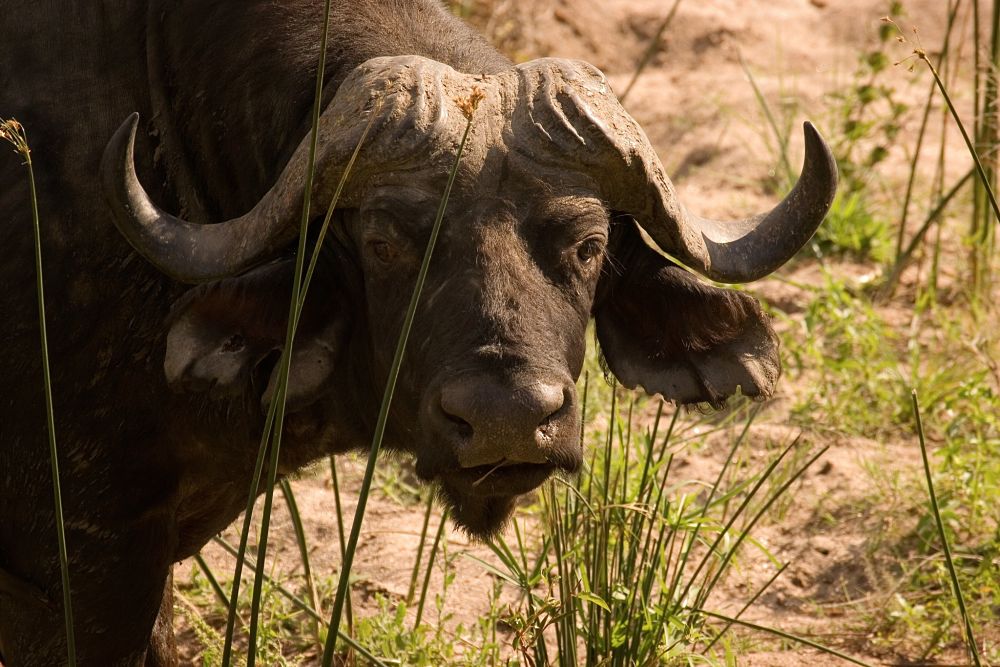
[575,236,606,266]
[367,239,397,264]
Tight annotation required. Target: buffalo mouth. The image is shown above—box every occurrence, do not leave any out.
[425,460,576,539]
[443,461,556,497]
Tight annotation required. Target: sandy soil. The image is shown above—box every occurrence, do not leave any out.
[175,0,995,664]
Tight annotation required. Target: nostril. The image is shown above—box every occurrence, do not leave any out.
[443,410,474,439]
[439,386,476,440]
[533,383,568,425]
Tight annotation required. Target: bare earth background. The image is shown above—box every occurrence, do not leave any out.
[175,0,997,664]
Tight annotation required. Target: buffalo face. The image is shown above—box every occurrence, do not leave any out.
[102,56,836,537]
[352,179,607,535]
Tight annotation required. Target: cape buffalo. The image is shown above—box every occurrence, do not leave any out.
[0,0,836,664]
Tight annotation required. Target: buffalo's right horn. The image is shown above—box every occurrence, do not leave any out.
[513,59,837,284]
[101,56,456,283]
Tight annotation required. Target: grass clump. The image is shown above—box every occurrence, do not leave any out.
[480,384,862,665]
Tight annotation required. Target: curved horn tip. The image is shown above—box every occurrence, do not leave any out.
[101,113,140,194]
[801,120,839,187]
[110,113,139,158]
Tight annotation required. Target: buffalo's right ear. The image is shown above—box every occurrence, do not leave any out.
[593,222,780,407]
[164,259,348,411]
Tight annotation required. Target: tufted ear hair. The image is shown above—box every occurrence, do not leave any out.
[593,221,780,407]
[164,258,349,411]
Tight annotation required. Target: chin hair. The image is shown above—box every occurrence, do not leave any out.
[436,482,517,541]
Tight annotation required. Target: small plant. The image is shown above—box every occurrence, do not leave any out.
[815,2,908,264]
[2,117,77,666]
[779,270,906,436]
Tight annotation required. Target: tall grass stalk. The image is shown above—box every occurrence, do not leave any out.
[619,0,683,103]
[484,385,848,664]
[702,562,789,653]
[666,408,757,614]
[193,553,230,610]
[406,494,435,603]
[893,0,962,265]
[279,479,323,646]
[910,391,983,666]
[243,0,336,657]
[690,443,829,616]
[913,52,1000,222]
[320,95,483,666]
[329,456,355,636]
[883,167,975,298]
[920,48,1000,295]
[413,510,448,629]
[700,610,874,666]
[670,436,802,617]
[970,0,1000,295]
[207,537,389,666]
[741,54,794,185]
[888,16,1000,254]
[220,401,276,664]
[1,118,76,665]
[222,0,336,661]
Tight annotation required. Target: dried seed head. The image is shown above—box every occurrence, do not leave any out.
[0,118,30,159]
[455,86,485,120]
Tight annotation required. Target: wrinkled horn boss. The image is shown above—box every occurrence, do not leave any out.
[102,55,836,284]
[100,56,459,283]
[511,58,838,283]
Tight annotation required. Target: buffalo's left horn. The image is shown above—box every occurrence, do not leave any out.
[514,59,838,284]
[102,113,312,283]
[101,56,454,283]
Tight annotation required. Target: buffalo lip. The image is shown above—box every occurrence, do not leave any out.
[440,461,556,497]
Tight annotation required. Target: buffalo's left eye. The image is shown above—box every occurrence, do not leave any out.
[576,238,605,265]
[369,240,396,264]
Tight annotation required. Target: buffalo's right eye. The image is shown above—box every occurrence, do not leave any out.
[369,240,396,264]
[575,237,606,265]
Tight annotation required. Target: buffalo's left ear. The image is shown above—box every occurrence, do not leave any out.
[594,222,780,407]
[164,259,348,412]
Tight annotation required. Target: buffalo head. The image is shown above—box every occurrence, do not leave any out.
[101,56,836,536]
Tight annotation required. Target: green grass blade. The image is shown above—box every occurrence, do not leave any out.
[246,393,290,665]
[881,167,975,299]
[221,0,341,658]
[669,420,761,613]
[406,493,435,603]
[893,0,961,263]
[210,537,390,666]
[693,445,829,614]
[700,610,875,666]
[414,510,448,629]
[911,44,1000,228]
[299,106,379,313]
[619,0,683,103]
[279,479,323,646]
[740,54,794,186]
[328,456,354,636]
[244,0,340,659]
[193,554,231,610]
[320,101,481,667]
[220,399,276,664]
[911,391,983,666]
[1,118,76,666]
[702,562,789,653]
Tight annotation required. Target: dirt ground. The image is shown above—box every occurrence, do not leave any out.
[175,0,990,664]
